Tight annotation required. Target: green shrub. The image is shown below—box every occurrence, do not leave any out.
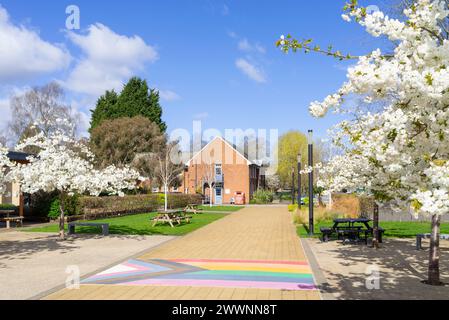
[48,199,60,219]
[288,204,298,212]
[29,191,58,217]
[0,204,17,210]
[48,194,80,219]
[252,190,274,204]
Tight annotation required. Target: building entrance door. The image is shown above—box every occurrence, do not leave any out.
[215,187,223,205]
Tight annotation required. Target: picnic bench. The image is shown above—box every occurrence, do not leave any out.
[184,204,203,215]
[416,233,449,250]
[152,210,192,228]
[68,222,110,236]
[0,210,24,229]
[320,218,385,245]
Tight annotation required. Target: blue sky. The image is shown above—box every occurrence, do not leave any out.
[0,0,389,141]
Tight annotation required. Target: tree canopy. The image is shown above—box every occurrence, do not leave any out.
[277,130,321,191]
[7,82,79,144]
[90,116,166,170]
[89,77,167,133]
[279,0,449,285]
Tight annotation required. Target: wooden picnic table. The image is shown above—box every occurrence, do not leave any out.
[0,210,24,229]
[152,209,192,228]
[321,218,384,244]
[184,204,203,215]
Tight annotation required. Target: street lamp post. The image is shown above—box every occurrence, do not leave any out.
[297,153,302,210]
[308,130,314,236]
[291,168,295,205]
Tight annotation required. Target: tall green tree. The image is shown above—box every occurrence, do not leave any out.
[89,77,167,133]
[277,131,308,189]
[276,131,323,193]
[89,90,119,133]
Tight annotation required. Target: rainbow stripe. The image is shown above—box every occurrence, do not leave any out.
[82,258,317,291]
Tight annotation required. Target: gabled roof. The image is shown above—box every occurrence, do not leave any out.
[7,151,30,162]
[186,136,253,166]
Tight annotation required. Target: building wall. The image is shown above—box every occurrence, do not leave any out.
[0,181,20,206]
[182,138,252,204]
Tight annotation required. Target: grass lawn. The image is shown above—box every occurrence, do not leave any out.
[297,220,449,239]
[26,212,226,236]
[198,205,243,212]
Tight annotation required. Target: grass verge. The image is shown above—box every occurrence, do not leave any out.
[198,205,243,212]
[26,212,226,236]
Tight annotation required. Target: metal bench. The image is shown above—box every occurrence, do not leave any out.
[68,222,109,236]
[320,227,334,242]
[416,233,449,250]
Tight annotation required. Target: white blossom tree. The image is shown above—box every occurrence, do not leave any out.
[0,144,14,195]
[11,131,140,240]
[279,0,449,285]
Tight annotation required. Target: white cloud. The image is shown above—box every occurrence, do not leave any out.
[158,89,180,102]
[238,38,266,54]
[0,6,71,82]
[64,23,158,97]
[235,58,266,83]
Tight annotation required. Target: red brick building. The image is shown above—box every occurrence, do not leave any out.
[181,137,265,205]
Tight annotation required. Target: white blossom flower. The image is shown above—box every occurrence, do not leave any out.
[341,14,351,22]
[310,0,449,218]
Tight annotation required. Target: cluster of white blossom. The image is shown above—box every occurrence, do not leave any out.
[0,144,13,195]
[11,131,140,197]
[313,0,449,218]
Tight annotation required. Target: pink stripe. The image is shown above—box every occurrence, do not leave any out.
[171,259,309,266]
[123,279,316,291]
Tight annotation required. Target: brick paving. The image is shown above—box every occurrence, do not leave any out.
[44,206,321,300]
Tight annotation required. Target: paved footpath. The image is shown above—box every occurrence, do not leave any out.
[45,206,321,300]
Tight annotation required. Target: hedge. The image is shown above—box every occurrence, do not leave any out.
[67,194,202,222]
[0,204,17,211]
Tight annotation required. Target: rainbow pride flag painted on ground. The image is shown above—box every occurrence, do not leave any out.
[82,258,316,291]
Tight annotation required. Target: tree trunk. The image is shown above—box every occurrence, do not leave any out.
[59,193,66,240]
[164,184,168,212]
[427,214,442,286]
[210,186,213,208]
[327,192,333,210]
[372,203,379,249]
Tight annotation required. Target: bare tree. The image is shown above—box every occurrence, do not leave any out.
[8,82,79,143]
[153,141,185,211]
[200,158,217,208]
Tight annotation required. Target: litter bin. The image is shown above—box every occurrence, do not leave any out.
[234,192,246,205]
